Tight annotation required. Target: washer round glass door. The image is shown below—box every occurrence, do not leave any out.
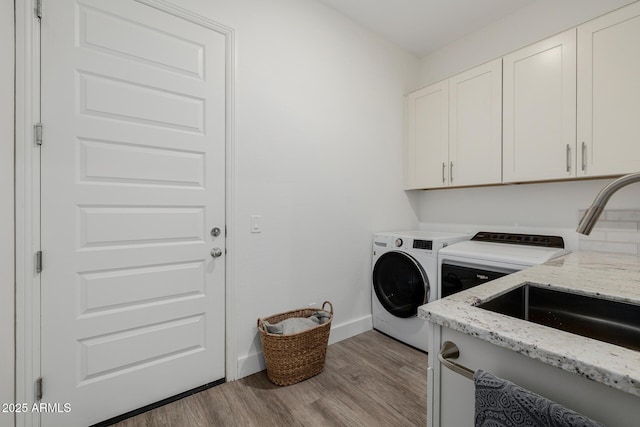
[372,251,429,318]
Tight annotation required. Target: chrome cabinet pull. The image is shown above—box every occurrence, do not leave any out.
[442,162,445,183]
[581,141,587,171]
[439,341,474,380]
[450,161,454,183]
[566,144,571,173]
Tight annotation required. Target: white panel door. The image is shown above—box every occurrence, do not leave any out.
[405,81,449,189]
[503,29,577,183]
[40,1,226,426]
[577,1,640,177]
[449,59,502,187]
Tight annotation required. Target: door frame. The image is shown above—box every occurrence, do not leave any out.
[1,0,15,424]
[15,1,237,425]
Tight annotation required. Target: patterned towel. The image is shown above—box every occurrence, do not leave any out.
[474,370,605,427]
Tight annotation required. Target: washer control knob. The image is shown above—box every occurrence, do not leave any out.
[395,238,403,247]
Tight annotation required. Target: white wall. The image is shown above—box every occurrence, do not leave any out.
[418,179,640,251]
[418,0,636,87]
[173,0,420,377]
[1,0,14,425]
[416,0,640,250]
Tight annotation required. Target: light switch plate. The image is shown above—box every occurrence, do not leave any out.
[250,215,262,233]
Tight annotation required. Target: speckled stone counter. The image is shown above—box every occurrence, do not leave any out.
[418,251,640,397]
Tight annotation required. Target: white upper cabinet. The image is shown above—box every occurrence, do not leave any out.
[404,60,502,190]
[405,2,640,190]
[503,29,577,183]
[577,2,640,177]
[404,80,449,189]
[449,59,502,187]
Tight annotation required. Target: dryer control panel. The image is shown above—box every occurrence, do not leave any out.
[413,239,433,250]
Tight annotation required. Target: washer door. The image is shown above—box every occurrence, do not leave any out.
[373,251,430,318]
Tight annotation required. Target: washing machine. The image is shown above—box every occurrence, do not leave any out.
[372,231,471,352]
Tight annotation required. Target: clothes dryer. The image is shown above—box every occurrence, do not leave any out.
[372,231,470,352]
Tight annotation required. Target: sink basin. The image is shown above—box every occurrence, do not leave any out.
[477,283,640,352]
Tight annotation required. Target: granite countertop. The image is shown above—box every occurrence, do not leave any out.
[418,251,640,397]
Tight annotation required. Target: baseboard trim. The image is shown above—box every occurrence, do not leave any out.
[237,315,373,379]
[328,314,373,345]
[237,349,266,379]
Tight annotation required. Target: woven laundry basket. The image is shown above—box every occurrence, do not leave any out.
[257,301,333,386]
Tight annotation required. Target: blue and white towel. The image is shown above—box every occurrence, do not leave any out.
[474,370,605,427]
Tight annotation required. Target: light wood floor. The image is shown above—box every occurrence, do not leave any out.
[113,330,428,427]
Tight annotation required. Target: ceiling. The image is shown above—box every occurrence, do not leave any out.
[316,0,538,57]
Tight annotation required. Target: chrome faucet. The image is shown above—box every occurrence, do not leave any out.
[577,172,640,235]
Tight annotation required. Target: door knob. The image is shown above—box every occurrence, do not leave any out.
[210,248,223,258]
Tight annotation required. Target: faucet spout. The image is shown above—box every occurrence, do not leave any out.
[577,172,640,235]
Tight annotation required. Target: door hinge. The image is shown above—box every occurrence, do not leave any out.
[35,377,43,401]
[35,0,43,19]
[35,251,43,274]
[34,123,43,146]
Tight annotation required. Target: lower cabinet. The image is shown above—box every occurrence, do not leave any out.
[427,325,640,427]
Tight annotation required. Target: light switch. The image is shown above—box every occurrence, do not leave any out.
[250,215,262,233]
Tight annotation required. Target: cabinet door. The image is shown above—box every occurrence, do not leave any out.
[436,327,640,427]
[578,2,640,177]
[404,81,449,189]
[503,30,577,183]
[449,59,502,187]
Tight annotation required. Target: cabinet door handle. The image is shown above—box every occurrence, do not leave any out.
[566,144,571,173]
[581,141,587,171]
[439,341,474,380]
[442,162,445,184]
[450,161,454,183]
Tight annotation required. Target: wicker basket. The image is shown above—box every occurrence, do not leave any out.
[257,301,333,386]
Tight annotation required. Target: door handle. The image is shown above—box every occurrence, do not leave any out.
[581,141,587,172]
[566,144,571,173]
[442,162,445,184]
[449,161,454,183]
[210,248,223,258]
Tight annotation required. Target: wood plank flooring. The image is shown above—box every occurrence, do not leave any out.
[113,330,428,426]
